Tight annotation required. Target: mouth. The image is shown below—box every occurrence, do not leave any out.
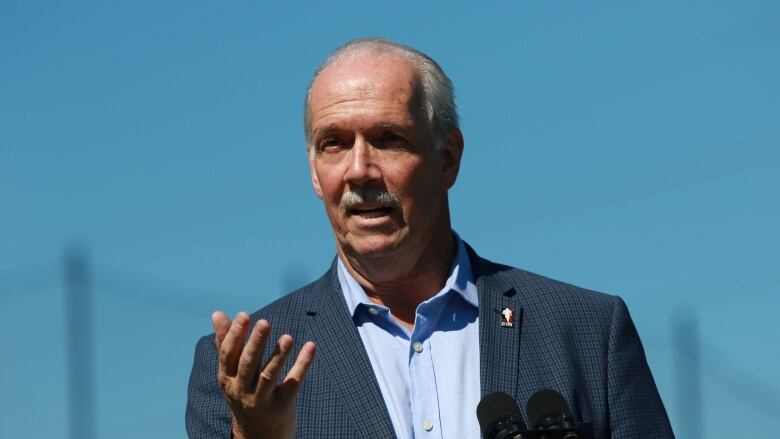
[348,206,395,218]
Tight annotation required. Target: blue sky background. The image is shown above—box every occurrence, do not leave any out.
[1,1,778,437]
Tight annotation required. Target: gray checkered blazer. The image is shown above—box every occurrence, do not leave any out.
[186,245,674,438]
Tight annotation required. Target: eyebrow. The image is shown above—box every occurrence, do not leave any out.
[376,122,413,131]
[312,122,414,139]
[312,125,342,139]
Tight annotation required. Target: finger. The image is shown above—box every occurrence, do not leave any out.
[256,334,294,398]
[218,312,250,378]
[236,319,271,389]
[278,341,316,403]
[211,311,232,350]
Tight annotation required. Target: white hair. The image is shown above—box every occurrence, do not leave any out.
[304,37,459,155]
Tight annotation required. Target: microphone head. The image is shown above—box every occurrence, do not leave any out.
[526,389,576,430]
[477,392,526,438]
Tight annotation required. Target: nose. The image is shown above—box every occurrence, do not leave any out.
[344,136,381,186]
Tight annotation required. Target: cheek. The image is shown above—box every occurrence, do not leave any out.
[391,165,438,208]
[314,166,344,199]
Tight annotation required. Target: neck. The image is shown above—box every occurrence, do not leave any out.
[338,226,456,330]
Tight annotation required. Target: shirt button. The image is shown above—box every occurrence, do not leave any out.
[368,307,379,315]
[422,420,434,431]
[412,341,424,353]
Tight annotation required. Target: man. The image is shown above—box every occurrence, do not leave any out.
[186,38,674,439]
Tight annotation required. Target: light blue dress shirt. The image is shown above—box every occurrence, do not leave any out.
[337,234,481,439]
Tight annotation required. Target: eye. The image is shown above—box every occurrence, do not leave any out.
[319,137,345,152]
[382,132,405,144]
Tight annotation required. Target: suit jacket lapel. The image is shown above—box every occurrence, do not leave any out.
[305,264,397,439]
[470,246,523,402]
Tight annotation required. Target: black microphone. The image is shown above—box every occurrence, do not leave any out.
[525,388,595,439]
[526,389,577,430]
[476,392,528,439]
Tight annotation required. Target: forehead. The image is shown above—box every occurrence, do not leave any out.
[309,52,423,131]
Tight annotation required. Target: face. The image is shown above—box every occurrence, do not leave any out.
[307,53,462,262]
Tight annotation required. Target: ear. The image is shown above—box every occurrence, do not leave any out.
[308,149,324,199]
[439,129,464,190]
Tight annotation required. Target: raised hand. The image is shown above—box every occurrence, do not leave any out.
[211,311,316,439]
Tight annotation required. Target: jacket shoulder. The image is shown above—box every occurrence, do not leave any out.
[250,264,337,320]
[473,251,617,311]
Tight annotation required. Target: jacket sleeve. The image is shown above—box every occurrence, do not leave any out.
[607,296,675,438]
[186,335,232,439]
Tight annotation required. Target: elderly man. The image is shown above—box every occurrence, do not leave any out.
[186,38,674,439]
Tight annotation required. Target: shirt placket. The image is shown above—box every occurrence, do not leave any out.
[408,311,443,438]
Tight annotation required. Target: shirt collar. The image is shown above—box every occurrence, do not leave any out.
[338,232,478,317]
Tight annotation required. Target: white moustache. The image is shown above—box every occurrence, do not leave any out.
[340,187,401,212]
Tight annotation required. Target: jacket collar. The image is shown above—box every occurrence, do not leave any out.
[466,243,524,401]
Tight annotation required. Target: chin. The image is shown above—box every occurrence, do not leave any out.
[343,232,406,259]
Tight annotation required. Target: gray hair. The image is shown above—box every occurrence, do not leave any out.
[304,37,459,154]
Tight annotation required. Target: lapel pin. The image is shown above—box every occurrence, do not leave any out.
[501,306,514,328]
